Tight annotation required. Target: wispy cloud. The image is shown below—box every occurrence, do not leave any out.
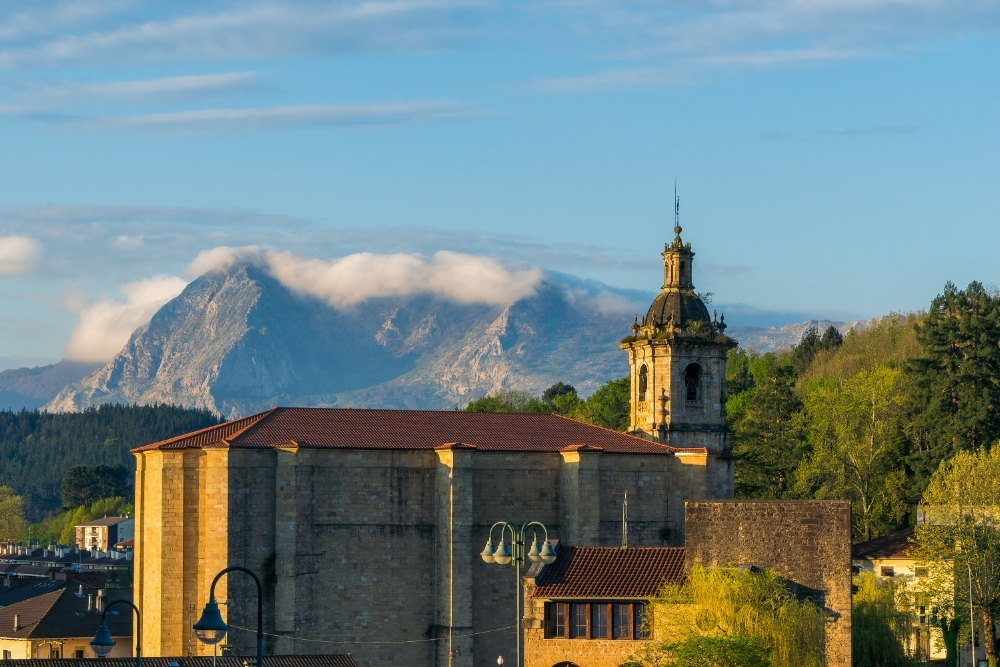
[0,99,477,132]
[523,67,684,94]
[81,71,259,99]
[0,1,487,68]
[817,125,922,137]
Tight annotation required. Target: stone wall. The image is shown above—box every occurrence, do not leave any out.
[135,446,733,667]
[684,500,852,667]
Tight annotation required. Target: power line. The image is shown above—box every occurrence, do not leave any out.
[226,624,516,646]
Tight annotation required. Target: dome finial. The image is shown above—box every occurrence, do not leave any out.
[673,180,682,242]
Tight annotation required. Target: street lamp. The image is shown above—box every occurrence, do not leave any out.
[90,599,142,667]
[481,522,557,667]
[194,566,264,667]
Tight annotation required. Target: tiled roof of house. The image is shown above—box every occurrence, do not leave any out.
[852,528,915,560]
[0,588,132,639]
[0,658,357,667]
[76,516,131,528]
[531,546,686,599]
[134,407,708,455]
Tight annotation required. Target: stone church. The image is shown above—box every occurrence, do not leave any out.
[132,226,736,667]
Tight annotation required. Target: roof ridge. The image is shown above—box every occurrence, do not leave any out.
[548,413,679,451]
[20,588,65,638]
[132,408,277,452]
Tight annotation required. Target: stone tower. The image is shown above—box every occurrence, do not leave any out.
[620,213,737,450]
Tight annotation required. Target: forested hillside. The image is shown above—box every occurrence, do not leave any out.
[0,404,219,519]
[730,281,1000,542]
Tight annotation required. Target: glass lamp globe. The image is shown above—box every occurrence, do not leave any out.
[193,598,229,645]
[539,540,557,564]
[480,540,495,563]
[493,541,512,565]
[527,538,541,563]
[90,623,116,657]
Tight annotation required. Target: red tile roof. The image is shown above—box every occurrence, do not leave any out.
[852,528,915,560]
[134,408,708,455]
[531,546,686,599]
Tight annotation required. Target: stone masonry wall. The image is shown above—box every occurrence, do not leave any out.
[136,446,732,667]
[684,500,852,667]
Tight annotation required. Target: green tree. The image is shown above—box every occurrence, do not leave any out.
[0,404,219,519]
[465,389,549,413]
[658,635,772,667]
[789,326,843,376]
[61,464,130,509]
[731,354,805,498]
[915,447,1000,665]
[852,572,916,667]
[0,487,28,542]
[626,565,824,667]
[794,366,908,541]
[904,282,1000,486]
[542,382,582,415]
[569,377,630,431]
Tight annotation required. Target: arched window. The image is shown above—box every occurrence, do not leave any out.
[553,663,580,667]
[679,261,686,282]
[638,365,648,401]
[684,363,701,401]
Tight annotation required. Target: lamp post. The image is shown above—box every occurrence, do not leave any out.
[90,599,141,667]
[480,522,557,667]
[194,566,264,667]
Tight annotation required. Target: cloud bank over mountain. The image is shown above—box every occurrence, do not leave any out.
[64,276,189,363]
[64,247,545,362]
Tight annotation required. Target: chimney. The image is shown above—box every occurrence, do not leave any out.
[97,589,105,612]
[87,594,93,611]
[12,614,19,632]
[78,584,84,596]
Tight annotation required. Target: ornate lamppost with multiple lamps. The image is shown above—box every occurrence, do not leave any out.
[480,521,557,667]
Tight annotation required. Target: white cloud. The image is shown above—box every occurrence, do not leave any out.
[188,246,542,307]
[0,235,40,274]
[186,245,264,276]
[63,275,189,362]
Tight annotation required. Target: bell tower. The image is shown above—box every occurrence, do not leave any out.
[619,194,736,450]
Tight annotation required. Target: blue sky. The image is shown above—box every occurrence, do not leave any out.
[0,0,998,366]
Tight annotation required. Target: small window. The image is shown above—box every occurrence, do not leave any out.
[635,603,651,639]
[50,650,60,659]
[75,650,85,659]
[546,602,567,638]
[919,606,926,625]
[612,603,632,639]
[880,566,895,577]
[638,365,648,402]
[591,604,609,639]
[3,650,12,660]
[570,603,588,639]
